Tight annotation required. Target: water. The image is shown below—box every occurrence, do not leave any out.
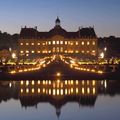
[0,80,120,120]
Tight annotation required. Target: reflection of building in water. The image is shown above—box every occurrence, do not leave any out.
[19,80,97,96]
[19,80,97,117]
[0,80,120,118]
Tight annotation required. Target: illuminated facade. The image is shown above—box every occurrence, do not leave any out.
[19,80,97,96]
[18,17,98,57]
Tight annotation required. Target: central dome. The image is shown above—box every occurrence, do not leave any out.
[55,16,61,26]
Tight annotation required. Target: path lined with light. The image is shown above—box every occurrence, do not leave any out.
[60,55,104,74]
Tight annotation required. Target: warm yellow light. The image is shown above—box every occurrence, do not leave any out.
[61,89,63,95]
[38,80,40,84]
[49,89,51,95]
[76,80,78,85]
[32,80,35,85]
[38,88,40,93]
[76,88,78,94]
[71,88,73,93]
[87,88,90,94]
[57,89,59,95]
[21,89,23,93]
[92,80,96,86]
[26,80,29,86]
[12,53,16,59]
[53,89,56,95]
[93,87,96,94]
[21,81,24,85]
[56,72,61,77]
[26,88,29,93]
[32,88,35,93]
[20,43,23,45]
[20,51,23,53]
[82,88,85,94]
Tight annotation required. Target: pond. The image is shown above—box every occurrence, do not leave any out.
[0,79,120,120]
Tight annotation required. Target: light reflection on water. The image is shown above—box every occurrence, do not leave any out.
[0,80,120,120]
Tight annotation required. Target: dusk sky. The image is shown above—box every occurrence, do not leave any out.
[0,0,120,37]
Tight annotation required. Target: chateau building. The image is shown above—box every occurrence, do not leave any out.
[18,17,98,58]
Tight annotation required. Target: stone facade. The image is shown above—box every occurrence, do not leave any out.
[18,17,98,58]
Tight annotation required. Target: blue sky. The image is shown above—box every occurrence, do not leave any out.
[0,0,120,37]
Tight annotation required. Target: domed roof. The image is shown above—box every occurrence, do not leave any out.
[55,16,60,23]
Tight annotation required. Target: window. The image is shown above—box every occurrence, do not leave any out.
[75,50,79,53]
[38,51,40,53]
[71,42,73,45]
[60,47,63,52]
[82,42,84,45]
[31,51,35,53]
[26,43,29,45]
[53,41,55,45]
[53,47,55,52]
[65,41,67,45]
[82,51,85,53]
[60,41,63,45]
[87,51,90,53]
[87,42,90,45]
[42,43,45,45]
[26,50,29,53]
[31,43,34,45]
[37,43,40,45]
[57,41,59,44]
[20,43,23,45]
[20,51,23,53]
[93,41,95,45]
[49,41,51,45]
[76,42,78,45]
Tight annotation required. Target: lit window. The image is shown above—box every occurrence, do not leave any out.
[76,42,78,45]
[53,41,55,45]
[49,51,51,53]
[68,41,71,45]
[42,43,45,45]
[37,43,40,45]
[65,50,67,53]
[82,51,84,53]
[82,88,85,94]
[49,41,51,45]
[26,50,29,53]
[92,50,95,53]
[32,88,34,93]
[71,42,73,45]
[87,42,90,45]
[60,41,63,44]
[53,47,55,52]
[82,42,84,45]
[65,41,67,45]
[20,51,23,53]
[93,41,95,45]
[38,51,40,53]
[87,51,90,53]
[38,88,40,93]
[26,43,29,45]
[60,47,63,52]
[26,88,29,93]
[20,43,23,45]
[75,50,79,53]
[31,43,34,45]
[87,88,90,94]
[31,51,35,53]
[93,88,96,94]
[57,41,59,45]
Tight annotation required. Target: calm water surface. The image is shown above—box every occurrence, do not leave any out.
[0,80,120,120]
